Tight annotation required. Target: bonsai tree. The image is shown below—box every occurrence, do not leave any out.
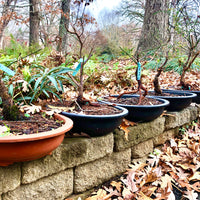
[117,48,148,104]
[173,0,200,90]
[63,0,98,106]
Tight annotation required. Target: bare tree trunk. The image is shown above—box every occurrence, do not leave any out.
[137,0,169,52]
[0,78,19,120]
[57,0,71,53]
[0,0,17,49]
[29,0,40,46]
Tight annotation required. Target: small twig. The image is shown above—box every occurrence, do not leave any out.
[7,48,42,67]
[171,181,183,193]
[66,72,80,88]
[75,100,83,111]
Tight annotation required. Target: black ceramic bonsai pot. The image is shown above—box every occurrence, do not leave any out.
[148,90,197,111]
[99,95,169,122]
[163,89,200,104]
[61,105,128,137]
[191,90,200,104]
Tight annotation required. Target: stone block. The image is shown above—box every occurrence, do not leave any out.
[114,117,165,151]
[187,106,198,121]
[74,148,131,193]
[165,108,190,130]
[3,169,73,200]
[22,133,113,184]
[131,139,153,158]
[0,163,21,195]
[153,128,178,147]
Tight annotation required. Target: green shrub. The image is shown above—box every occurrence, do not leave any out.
[0,63,74,103]
[144,56,200,73]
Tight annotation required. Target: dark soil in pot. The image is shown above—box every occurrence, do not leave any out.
[48,101,123,115]
[105,96,162,105]
[148,90,197,111]
[0,111,63,136]
[47,101,128,137]
[100,95,169,122]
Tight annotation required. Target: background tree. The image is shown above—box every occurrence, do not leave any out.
[57,0,71,53]
[0,0,18,48]
[137,0,170,52]
[118,0,145,25]
[29,0,40,46]
[39,0,60,47]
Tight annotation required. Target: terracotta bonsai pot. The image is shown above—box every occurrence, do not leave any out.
[0,113,73,166]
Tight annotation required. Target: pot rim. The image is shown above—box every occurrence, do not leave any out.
[61,105,128,119]
[0,113,73,143]
[100,95,170,108]
[148,90,197,99]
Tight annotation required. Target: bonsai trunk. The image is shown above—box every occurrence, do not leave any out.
[117,67,148,105]
[153,53,169,94]
[180,69,190,90]
[0,78,19,120]
[153,68,162,94]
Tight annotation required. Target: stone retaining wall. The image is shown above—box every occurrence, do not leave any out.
[0,105,199,200]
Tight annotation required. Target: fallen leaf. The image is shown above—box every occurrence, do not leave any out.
[119,119,137,140]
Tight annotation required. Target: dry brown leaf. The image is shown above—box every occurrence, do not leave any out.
[86,189,107,200]
[138,191,154,200]
[160,174,173,189]
[110,181,122,192]
[190,182,200,192]
[119,119,137,140]
[121,187,135,199]
[183,190,199,200]
[188,171,200,181]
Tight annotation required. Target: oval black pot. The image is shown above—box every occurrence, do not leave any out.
[100,95,169,122]
[191,91,200,104]
[148,90,197,111]
[61,105,128,137]
[163,89,200,104]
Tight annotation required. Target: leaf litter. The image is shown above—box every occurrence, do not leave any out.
[85,120,200,200]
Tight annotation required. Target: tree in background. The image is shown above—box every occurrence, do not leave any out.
[29,0,40,46]
[39,0,60,47]
[57,0,71,53]
[0,0,18,48]
[118,0,145,25]
[137,0,170,53]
